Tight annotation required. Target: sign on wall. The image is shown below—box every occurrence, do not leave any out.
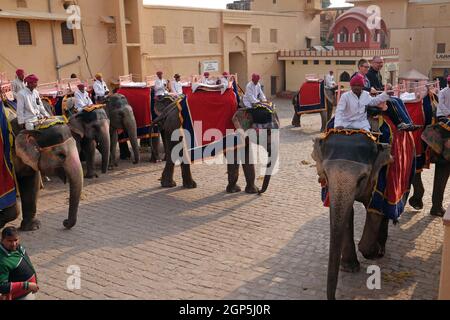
[436,53,450,60]
[201,60,220,73]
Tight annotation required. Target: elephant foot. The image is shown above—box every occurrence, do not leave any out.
[120,154,131,160]
[408,197,423,210]
[161,179,177,188]
[20,219,41,232]
[133,160,139,165]
[183,180,197,189]
[245,185,260,194]
[430,206,446,217]
[340,260,361,273]
[63,219,77,230]
[149,156,157,163]
[85,173,98,179]
[226,184,242,193]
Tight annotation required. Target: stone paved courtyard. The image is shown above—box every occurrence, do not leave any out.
[6,98,448,300]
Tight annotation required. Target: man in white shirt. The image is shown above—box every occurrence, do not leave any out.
[334,74,392,131]
[74,84,93,112]
[437,75,450,120]
[325,70,337,91]
[201,72,216,86]
[170,74,183,96]
[243,74,267,109]
[11,69,26,101]
[220,72,230,90]
[16,74,50,130]
[93,73,109,103]
[154,71,168,98]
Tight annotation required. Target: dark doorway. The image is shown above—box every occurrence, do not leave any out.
[271,76,277,96]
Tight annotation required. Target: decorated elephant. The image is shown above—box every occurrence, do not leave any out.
[312,131,413,300]
[68,107,111,178]
[151,95,279,194]
[6,115,83,231]
[104,94,140,167]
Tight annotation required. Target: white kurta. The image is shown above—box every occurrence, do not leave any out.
[17,87,50,129]
[93,80,109,99]
[325,74,336,89]
[154,78,168,96]
[11,77,26,100]
[74,90,93,111]
[334,90,390,131]
[243,82,266,108]
[171,80,183,96]
[437,86,450,118]
[219,77,229,90]
[201,77,216,86]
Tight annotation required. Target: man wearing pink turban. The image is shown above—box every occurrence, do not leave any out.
[437,75,450,121]
[11,69,26,101]
[201,71,216,85]
[334,74,393,131]
[16,74,50,130]
[243,73,266,108]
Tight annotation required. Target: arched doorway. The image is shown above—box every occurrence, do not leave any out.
[340,71,351,82]
[228,36,248,86]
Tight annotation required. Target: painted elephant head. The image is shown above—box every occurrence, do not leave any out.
[14,123,83,229]
[312,132,392,300]
[68,108,111,174]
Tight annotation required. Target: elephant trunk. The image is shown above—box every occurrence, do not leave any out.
[258,129,278,194]
[97,120,111,173]
[63,138,84,229]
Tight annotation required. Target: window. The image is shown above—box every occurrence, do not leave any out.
[183,27,195,44]
[107,25,117,44]
[61,22,75,44]
[336,60,355,65]
[354,27,364,42]
[340,72,351,82]
[314,60,319,65]
[209,28,218,44]
[270,29,278,43]
[153,26,166,44]
[325,60,331,65]
[338,27,348,43]
[437,43,446,54]
[306,38,312,49]
[17,20,32,45]
[252,28,260,43]
[303,60,308,65]
[273,0,277,3]
[16,0,27,8]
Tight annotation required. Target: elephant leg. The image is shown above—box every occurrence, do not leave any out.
[243,138,258,194]
[181,164,197,189]
[150,134,162,163]
[320,111,327,133]
[18,172,41,232]
[119,142,131,160]
[431,162,450,216]
[409,172,424,210]
[0,204,19,229]
[110,129,118,168]
[341,208,360,273]
[83,139,97,179]
[376,217,389,258]
[123,118,140,164]
[161,139,176,188]
[292,113,301,127]
[226,164,241,193]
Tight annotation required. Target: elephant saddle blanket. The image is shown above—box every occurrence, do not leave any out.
[295,80,326,115]
[405,97,434,172]
[177,87,243,162]
[117,87,159,143]
[0,102,16,210]
[321,117,416,221]
[83,104,105,113]
[422,120,450,161]
[34,117,67,131]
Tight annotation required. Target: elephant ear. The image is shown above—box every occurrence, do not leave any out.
[15,131,41,171]
[232,109,253,131]
[369,143,393,184]
[68,115,84,138]
[311,138,325,180]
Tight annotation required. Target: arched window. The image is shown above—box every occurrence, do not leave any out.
[354,27,365,42]
[373,30,380,42]
[340,71,351,82]
[61,22,75,45]
[17,20,32,45]
[338,27,349,43]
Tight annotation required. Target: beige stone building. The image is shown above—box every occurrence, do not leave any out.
[0,0,321,96]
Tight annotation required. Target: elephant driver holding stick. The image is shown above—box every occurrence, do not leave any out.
[74,83,94,113]
[334,74,394,132]
[16,74,50,131]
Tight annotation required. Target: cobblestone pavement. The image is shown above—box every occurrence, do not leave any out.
[6,98,448,300]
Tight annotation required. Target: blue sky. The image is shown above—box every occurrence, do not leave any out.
[144,0,352,9]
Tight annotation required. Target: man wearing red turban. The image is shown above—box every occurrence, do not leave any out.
[201,71,216,85]
[243,73,266,108]
[16,74,50,130]
[437,75,450,121]
[11,69,26,101]
[334,74,392,131]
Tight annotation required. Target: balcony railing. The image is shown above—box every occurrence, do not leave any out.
[278,48,399,58]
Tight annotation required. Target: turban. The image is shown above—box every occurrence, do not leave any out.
[16,69,25,77]
[252,73,260,82]
[156,71,163,76]
[222,72,229,77]
[24,74,39,84]
[350,74,365,87]
[447,75,450,82]
[174,73,180,79]
[95,73,103,79]
[77,83,85,90]
[204,72,210,77]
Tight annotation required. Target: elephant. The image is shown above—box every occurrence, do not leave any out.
[151,97,279,194]
[292,87,336,132]
[104,94,140,167]
[4,117,83,231]
[68,108,111,179]
[312,132,394,300]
